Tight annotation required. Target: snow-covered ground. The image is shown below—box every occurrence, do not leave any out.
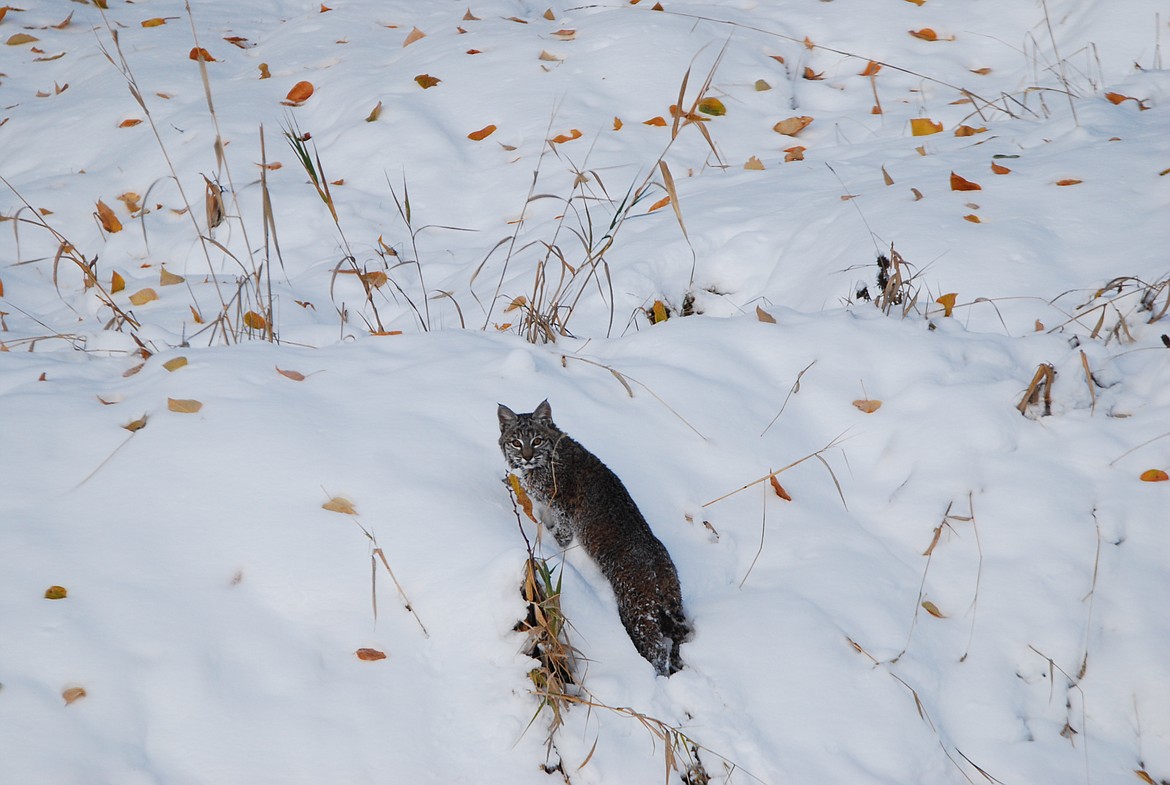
[2,1,1169,783]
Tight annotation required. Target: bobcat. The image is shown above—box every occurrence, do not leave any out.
[498,400,691,676]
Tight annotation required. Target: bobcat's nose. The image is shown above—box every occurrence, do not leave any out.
[520,445,534,461]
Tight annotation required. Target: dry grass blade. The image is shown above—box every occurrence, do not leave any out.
[1016,363,1054,416]
[703,431,849,507]
[760,360,816,436]
[343,511,429,637]
[561,354,705,439]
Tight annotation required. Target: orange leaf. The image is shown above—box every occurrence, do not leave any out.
[802,67,823,80]
[320,3,332,11]
[188,47,216,62]
[551,29,576,39]
[950,171,982,191]
[403,26,426,46]
[224,36,253,49]
[507,474,537,522]
[859,61,882,77]
[909,28,938,41]
[853,399,882,413]
[991,162,1012,175]
[770,474,792,501]
[356,648,387,661]
[111,271,125,293]
[550,128,582,144]
[118,118,142,128]
[936,292,957,316]
[773,116,813,136]
[285,80,314,103]
[648,195,671,213]
[467,124,496,141]
[45,585,68,599]
[953,125,986,137]
[643,116,667,126]
[96,200,122,233]
[414,73,441,89]
[276,366,306,381]
[1140,469,1169,482]
[190,305,204,324]
[141,18,167,27]
[62,687,87,705]
[613,117,623,130]
[744,155,765,170]
[963,214,981,223]
[756,305,776,323]
[910,118,943,136]
[243,310,267,330]
[904,0,926,5]
[1055,178,1082,186]
[784,146,806,162]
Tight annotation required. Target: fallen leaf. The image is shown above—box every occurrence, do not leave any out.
[744,155,765,170]
[697,97,726,116]
[853,399,882,413]
[910,118,943,136]
[769,474,792,501]
[909,28,939,41]
[258,63,271,79]
[128,288,158,306]
[111,271,125,293]
[613,117,623,130]
[414,73,441,89]
[141,17,167,27]
[168,398,203,414]
[123,363,145,378]
[991,162,1012,175]
[159,268,184,286]
[285,80,314,103]
[1055,178,1082,186]
[1140,469,1169,482]
[467,124,496,141]
[356,648,387,661]
[784,146,806,162]
[243,311,267,330]
[651,300,669,324]
[403,26,426,46]
[963,214,981,223]
[756,305,776,323]
[224,36,253,49]
[648,195,671,213]
[922,600,947,618]
[950,171,982,191]
[904,0,926,5]
[123,413,149,432]
[162,356,188,372]
[6,33,39,46]
[911,187,924,201]
[45,586,68,600]
[117,118,143,128]
[1105,92,1149,110]
[538,50,562,62]
[365,101,383,122]
[95,200,122,233]
[643,116,667,126]
[773,116,813,136]
[463,9,480,21]
[63,687,86,705]
[323,496,357,514]
[190,305,204,324]
[953,125,986,137]
[1136,770,1158,785]
[549,128,582,144]
[276,367,306,381]
[188,47,216,62]
[551,28,576,40]
[882,165,894,185]
[936,292,957,316]
[754,79,772,91]
[860,61,882,77]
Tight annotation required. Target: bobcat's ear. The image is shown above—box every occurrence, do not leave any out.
[498,404,518,430]
[534,399,553,423]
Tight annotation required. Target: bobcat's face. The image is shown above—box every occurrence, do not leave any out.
[498,401,557,472]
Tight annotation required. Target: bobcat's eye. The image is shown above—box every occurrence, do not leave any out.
[511,439,522,448]
[531,437,543,446]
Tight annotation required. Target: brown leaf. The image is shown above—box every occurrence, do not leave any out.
[463,9,480,20]
[128,288,158,306]
[160,268,185,286]
[755,305,776,323]
[403,26,426,46]
[911,187,924,201]
[773,116,813,136]
[769,474,792,501]
[963,214,981,223]
[355,648,387,661]
[62,687,87,706]
[188,47,216,62]
[6,33,39,46]
[784,146,806,162]
[467,124,496,141]
[414,73,441,89]
[168,398,203,414]
[258,63,271,79]
[285,80,314,104]
[754,79,772,91]
[1136,770,1158,785]
[365,101,383,122]
[323,496,358,515]
[853,399,882,413]
[224,36,253,49]
[44,585,68,600]
[950,171,982,191]
[123,363,145,378]
[551,28,576,39]
[744,155,765,170]
[123,413,149,432]
[276,366,306,381]
[96,200,122,233]
[881,165,894,185]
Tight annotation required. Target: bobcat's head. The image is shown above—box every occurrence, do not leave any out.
[498,399,557,472]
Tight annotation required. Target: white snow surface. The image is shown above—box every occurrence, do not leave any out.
[2,1,1169,783]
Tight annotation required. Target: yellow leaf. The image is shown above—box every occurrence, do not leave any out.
[853,399,882,413]
[96,200,122,233]
[1140,469,1169,482]
[365,101,383,122]
[910,118,943,136]
[128,288,158,306]
[648,195,671,213]
[922,600,947,618]
[882,165,894,185]
[141,18,167,27]
[356,648,387,661]
[507,474,537,522]
[403,26,426,46]
[44,585,68,600]
[773,116,813,136]
[6,33,39,46]
[754,79,772,91]
[123,413,149,432]
[697,97,726,116]
[323,496,358,514]
[111,271,125,293]
[414,73,441,89]
[744,155,765,170]
[162,356,188,372]
[467,124,496,141]
[505,295,527,312]
[276,366,306,381]
[167,398,203,414]
[936,292,957,316]
[160,268,185,286]
[243,310,267,330]
[950,171,982,191]
[62,687,87,706]
[651,300,669,324]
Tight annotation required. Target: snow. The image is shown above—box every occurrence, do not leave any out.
[2,1,1169,783]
